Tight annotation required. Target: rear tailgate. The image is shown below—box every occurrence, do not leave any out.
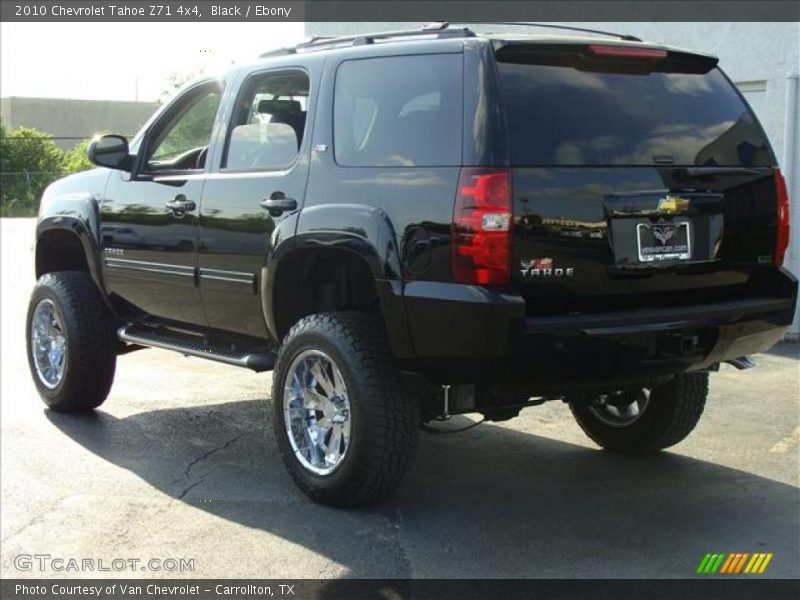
[493,41,783,316]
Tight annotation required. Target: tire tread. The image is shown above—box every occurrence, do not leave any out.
[27,271,116,411]
[272,311,418,506]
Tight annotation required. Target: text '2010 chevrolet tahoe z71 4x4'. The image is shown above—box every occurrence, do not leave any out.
[28,23,796,506]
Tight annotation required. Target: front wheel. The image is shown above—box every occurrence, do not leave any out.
[271,312,419,507]
[26,271,117,412]
[569,373,709,454]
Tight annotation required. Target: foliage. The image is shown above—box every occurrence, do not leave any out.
[151,91,221,161]
[1,70,203,216]
[159,71,199,105]
[0,123,67,216]
[62,139,94,174]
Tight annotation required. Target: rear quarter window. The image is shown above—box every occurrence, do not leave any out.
[496,57,772,167]
[334,54,463,167]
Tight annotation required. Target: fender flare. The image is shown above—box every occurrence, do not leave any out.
[36,194,113,313]
[262,204,415,357]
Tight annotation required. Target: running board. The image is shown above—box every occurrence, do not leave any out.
[117,323,275,372]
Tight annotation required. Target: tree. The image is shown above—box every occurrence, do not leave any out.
[159,71,199,104]
[0,123,65,216]
[62,139,94,174]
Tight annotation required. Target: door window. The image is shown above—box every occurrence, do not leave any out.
[145,83,223,172]
[222,70,310,171]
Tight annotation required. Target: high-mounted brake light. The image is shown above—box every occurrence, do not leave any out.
[588,45,667,59]
[452,168,512,285]
[774,167,790,267]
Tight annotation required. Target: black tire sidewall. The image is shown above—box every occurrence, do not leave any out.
[572,389,669,451]
[570,374,708,453]
[25,272,116,411]
[272,325,374,499]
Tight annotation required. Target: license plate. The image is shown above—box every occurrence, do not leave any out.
[637,221,691,262]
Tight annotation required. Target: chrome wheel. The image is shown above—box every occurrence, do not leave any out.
[283,349,352,475]
[30,299,67,389]
[588,389,651,428]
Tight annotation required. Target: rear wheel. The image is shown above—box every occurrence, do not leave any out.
[26,271,117,412]
[569,373,708,453]
[272,312,419,507]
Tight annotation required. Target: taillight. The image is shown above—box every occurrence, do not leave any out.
[452,167,512,284]
[775,167,790,266]
[588,45,667,59]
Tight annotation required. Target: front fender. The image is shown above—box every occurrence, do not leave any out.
[36,169,111,298]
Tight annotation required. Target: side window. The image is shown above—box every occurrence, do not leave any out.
[334,54,462,167]
[223,70,310,171]
[145,83,223,172]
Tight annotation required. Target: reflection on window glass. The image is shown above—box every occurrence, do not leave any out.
[150,91,221,163]
[496,64,771,166]
[224,70,309,170]
[334,54,462,167]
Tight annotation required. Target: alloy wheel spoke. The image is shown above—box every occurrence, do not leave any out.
[284,350,351,475]
[309,360,335,398]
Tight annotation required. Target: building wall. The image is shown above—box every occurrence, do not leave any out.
[0,96,159,150]
[306,22,800,332]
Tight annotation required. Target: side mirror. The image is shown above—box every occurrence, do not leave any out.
[87,134,132,171]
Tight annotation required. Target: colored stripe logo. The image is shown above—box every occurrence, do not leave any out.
[697,553,773,574]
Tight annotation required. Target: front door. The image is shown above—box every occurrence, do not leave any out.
[100,81,224,326]
[199,68,313,339]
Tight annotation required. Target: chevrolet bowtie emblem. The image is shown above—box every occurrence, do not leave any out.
[658,195,690,214]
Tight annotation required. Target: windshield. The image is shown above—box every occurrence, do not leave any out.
[496,56,773,167]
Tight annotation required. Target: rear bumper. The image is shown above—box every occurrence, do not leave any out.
[400,268,797,387]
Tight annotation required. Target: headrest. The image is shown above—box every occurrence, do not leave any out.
[257,99,301,115]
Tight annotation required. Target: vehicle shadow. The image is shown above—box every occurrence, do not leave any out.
[45,400,799,579]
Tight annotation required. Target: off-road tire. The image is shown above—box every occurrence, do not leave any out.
[26,271,117,411]
[569,373,709,453]
[272,312,419,507]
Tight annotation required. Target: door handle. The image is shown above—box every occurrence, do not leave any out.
[260,192,297,217]
[165,195,196,217]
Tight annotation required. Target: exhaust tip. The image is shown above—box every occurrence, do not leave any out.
[725,356,756,370]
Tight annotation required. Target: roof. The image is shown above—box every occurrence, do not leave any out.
[255,23,718,64]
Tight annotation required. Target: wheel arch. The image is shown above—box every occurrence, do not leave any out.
[264,204,415,358]
[35,216,113,315]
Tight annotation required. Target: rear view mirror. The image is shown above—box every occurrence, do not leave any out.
[87,134,132,171]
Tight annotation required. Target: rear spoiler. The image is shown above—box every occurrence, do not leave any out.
[493,41,719,74]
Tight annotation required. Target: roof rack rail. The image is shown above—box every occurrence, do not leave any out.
[425,21,642,42]
[259,27,476,58]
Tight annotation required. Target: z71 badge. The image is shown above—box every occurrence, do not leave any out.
[521,258,575,277]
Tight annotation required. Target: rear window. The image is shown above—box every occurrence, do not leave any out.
[334,54,463,167]
[496,53,772,167]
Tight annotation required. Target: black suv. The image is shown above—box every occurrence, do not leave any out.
[28,24,796,506]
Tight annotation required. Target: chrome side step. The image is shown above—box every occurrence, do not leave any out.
[725,356,756,370]
[118,323,275,372]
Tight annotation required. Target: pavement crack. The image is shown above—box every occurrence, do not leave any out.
[1,495,68,544]
[177,477,207,500]
[182,433,243,480]
[391,501,413,579]
[167,433,243,502]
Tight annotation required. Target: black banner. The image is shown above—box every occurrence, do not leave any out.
[1,0,799,22]
[2,579,800,600]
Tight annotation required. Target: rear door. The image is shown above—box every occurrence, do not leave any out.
[493,42,780,316]
[199,65,318,339]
